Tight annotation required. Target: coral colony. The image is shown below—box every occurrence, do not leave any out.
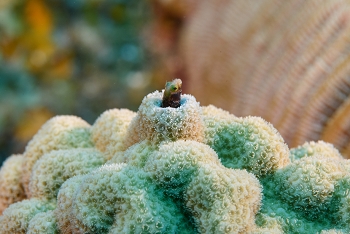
[0,79,350,234]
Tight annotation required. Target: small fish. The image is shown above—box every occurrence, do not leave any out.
[162,79,182,108]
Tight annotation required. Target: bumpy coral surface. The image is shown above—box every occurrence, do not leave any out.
[55,175,85,233]
[275,156,347,220]
[1,85,350,234]
[260,151,350,233]
[108,140,157,168]
[203,109,290,177]
[27,210,59,234]
[22,115,94,196]
[145,140,262,233]
[125,90,205,147]
[91,108,136,160]
[186,164,261,233]
[0,198,56,234]
[66,164,194,233]
[0,154,26,214]
[29,148,106,200]
[144,140,222,196]
[290,140,343,162]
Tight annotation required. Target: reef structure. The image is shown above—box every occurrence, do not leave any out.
[0,79,349,233]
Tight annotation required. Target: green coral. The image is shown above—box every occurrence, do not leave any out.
[257,152,350,233]
[275,156,346,220]
[186,164,261,233]
[27,210,59,234]
[329,175,350,228]
[204,113,290,177]
[144,140,222,196]
[1,86,350,233]
[145,141,262,232]
[65,164,195,233]
[0,198,56,234]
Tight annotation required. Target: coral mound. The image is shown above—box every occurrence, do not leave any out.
[22,115,94,196]
[0,84,349,233]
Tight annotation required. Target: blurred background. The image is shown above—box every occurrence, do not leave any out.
[0,0,172,164]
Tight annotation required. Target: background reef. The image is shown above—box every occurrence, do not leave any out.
[0,0,167,164]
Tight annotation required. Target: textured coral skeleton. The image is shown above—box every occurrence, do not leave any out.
[0,80,350,233]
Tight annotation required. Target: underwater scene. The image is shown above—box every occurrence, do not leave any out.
[1,0,350,233]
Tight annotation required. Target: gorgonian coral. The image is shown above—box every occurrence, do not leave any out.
[0,79,350,234]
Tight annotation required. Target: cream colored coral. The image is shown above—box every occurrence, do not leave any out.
[0,198,56,234]
[124,91,205,147]
[107,140,157,168]
[0,154,26,214]
[22,115,94,196]
[91,108,136,160]
[27,210,58,234]
[55,175,85,234]
[29,148,106,200]
[201,105,235,120]
[290,140,343,162]
[186,164,262,233]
